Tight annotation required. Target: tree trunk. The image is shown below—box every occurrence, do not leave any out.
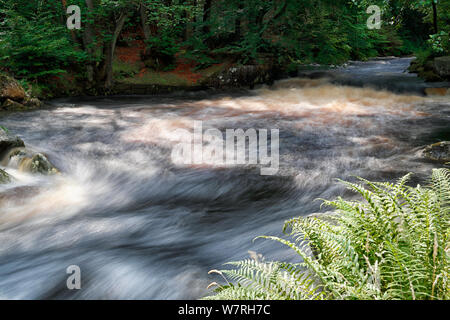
[140,1,152,57]
[180,0,188,41]
[234,2,243,41]
[189,0,198,36]
[431,0,438,34]
[202,0,212,34]
[83,0,96,83]
[105,12,129,88]
[140,1,152,42]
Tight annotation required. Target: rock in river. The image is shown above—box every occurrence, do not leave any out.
[8,148,59,175]
[422,141,450,163]
[434,56,450,79]
[202,65,274,89]
[2,98,28,111]
[0,168,12,184]
[0,129,25,158]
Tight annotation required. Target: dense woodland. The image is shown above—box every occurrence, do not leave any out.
[0,0,449,95]
[0,0,449,302]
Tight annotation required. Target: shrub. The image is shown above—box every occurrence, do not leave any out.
[205,169,449,300]
[0,9,85,81]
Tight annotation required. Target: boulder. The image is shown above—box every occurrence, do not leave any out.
[23,97,43,109]
[0,73,26,101]
[1,97,43,111]
[408,58,444,82]
[0,130,25,158]
[0,168,12,184]
[202,65,274,89]
[0,73,43,111]
[29,153,59,175]
[1,98,27,111]
[423,141,450,163]
[8,148,59,175]
[434,56,450,79]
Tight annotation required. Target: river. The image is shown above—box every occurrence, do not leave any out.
[0,57,449,299]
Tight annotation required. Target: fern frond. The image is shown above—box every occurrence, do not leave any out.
[204,169,450,300]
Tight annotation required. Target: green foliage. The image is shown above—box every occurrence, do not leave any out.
[182,38,218,70]
[144,34,179,71]
[428,31,450,54]
[414,45,435,65]
[0,7,86,81]
[206,169,450,300]
[141,0,192,69]
[1,0,448,89]
[410,0,450,55]
[113,59,140,79]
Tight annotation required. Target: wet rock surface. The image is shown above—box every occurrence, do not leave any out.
[434,56,450,79]
[0,129,25,157]
[408,56,450,83]
[0,130,59,186]
[2,98,28,111]
[0,73,43,111]
[202,65,274,89]
[8,148,59,175]
[422,141,450,163]
[0,168,12,184]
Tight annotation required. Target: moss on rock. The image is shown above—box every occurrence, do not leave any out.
[0,168,12,184]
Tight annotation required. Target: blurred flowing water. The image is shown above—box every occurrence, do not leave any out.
[0,57,449,299]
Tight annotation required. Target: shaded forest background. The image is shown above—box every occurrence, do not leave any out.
[0,0,449,97]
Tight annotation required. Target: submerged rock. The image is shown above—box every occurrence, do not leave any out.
[0,130,25,158]
[0,168,12,184]
[423,141,450,163]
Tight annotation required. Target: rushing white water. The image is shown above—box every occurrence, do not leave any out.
[0,58,449,299]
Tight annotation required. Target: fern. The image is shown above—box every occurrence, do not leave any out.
[205,169,450,300]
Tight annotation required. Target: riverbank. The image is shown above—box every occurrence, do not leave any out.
[2,56,450,114]
[408,54,450,82]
